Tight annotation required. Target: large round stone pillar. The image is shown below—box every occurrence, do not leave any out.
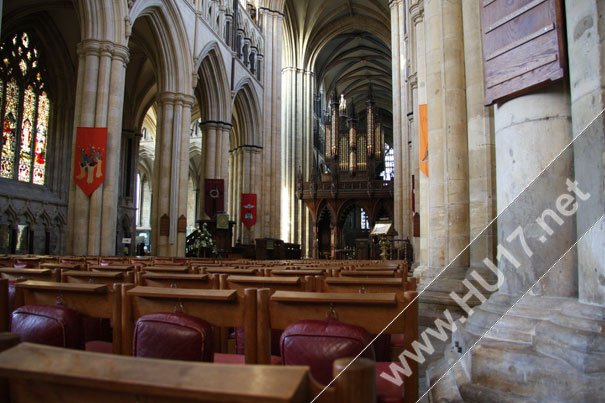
[150,92,194,257]
[66,40,129,256]
[390,0,411,239]
[258,6,283,239]
[415,0,469,300]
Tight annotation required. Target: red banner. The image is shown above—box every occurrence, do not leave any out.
[204,179,224,218]
[241,193,257,229]
[74,127,107,196]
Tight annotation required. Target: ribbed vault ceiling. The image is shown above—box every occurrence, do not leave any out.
[284,0,392,128]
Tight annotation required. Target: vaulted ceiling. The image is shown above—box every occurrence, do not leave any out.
[283,0,392,124]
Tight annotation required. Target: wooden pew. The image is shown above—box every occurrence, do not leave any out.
[13,280,124,354]
[122,286,258,363]
[258,289,418,403]
[0,342,376,403]
[136,272,217,289]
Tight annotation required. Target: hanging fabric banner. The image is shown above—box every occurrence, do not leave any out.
[73,127,107,196]
[419,104,429,177]
[204,178,224,218]
[241,193,257,229]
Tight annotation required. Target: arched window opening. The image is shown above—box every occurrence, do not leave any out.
[0,32,50,185]
[380,145,394,180]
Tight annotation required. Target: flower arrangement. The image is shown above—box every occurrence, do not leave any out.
[189,223,216,257]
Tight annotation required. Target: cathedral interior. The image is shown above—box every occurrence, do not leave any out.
[0,0,603,401]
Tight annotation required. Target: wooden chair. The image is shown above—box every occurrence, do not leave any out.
[0,342,376,403]
[258,289,418,403]
[136,272,217,289]
[12,280,124,354]
[122,286,258,364]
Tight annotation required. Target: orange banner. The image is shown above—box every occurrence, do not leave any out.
[419,104,428,177]
[74,127,107,196]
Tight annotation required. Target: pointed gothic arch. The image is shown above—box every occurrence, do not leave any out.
[195,43,231,123]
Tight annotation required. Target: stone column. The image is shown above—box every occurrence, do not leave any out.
[416,0,469,288]
[281,66,314,253]
[258,7,283,239]
[390,0,411,238]
[410,1,429,268]
[66,40,129,256]
[566,0,605,306]
[150,92,194,257]
[462,0,496,270]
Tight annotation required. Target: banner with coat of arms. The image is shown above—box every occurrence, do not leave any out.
[204,179,224,218]
[74,127,107,196]
[241,193,257,229]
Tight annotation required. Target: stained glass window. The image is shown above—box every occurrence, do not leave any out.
[0,32,49,185]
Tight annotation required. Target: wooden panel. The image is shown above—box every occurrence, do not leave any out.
[227,275,301,285]
[271,291,396,305]
[482,0,566,105]
[0,343,310,403]
[128,286,236,301]
[16,280,107,293]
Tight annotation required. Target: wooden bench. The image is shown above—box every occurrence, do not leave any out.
[12,280,124,354]
[258,289,419,403]
[122,286,258,363]
[0,342,376,403]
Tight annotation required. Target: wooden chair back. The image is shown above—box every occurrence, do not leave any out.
[122,286,258,363]
[0,268,60,283]
[258,289,418,402]
[61,270,133,286]
[136,272,217,289]
[12,280,124,354]
[318,276,407,294]
[220,274,315,294]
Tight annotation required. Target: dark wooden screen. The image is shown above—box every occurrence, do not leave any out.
[482,0,566,105]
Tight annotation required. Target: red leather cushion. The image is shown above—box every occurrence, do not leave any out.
[280,319,375,385]
[133,312,213,362]
[10,304,85,349]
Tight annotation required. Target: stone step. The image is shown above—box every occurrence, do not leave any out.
[459,383,539,403]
